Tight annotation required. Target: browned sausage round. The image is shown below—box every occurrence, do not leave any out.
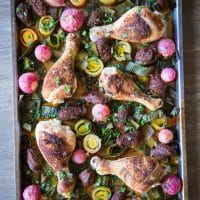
[30,0,47,17]
[96,38,112,62]
[83,91,109,104]
[134,45,157,65]
[87,9,104,27]
[58,105,87,121]
[149,74,167,97]
[150,143,176,161]
[116,131,143,148]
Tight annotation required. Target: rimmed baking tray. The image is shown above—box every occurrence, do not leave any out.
[11,0,188,199]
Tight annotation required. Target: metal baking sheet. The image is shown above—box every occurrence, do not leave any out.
[11,0,188,199]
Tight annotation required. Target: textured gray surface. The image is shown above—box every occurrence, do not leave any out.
[0,0,199,199]
[0,0,16,199]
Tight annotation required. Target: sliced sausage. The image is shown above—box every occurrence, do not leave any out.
[116,131,143,148]
[30,0,47,17]
[83,91,109,104]
[96,38,112,62]
[58,105,87,121]
[150,143,176,161]
[134,45,157,65]
[87,9,104,27]
[149,74,167,97]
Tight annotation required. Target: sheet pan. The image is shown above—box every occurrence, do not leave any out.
[11,0,188,199]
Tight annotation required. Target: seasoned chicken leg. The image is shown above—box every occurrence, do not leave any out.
[91,156,164,193]
[99,67,163,111]
[42,33,81,104]
[90,6,166,43]
[35,119,76,198]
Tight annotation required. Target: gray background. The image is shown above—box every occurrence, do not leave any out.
[0,0,199,199]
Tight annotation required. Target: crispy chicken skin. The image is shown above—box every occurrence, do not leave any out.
[91,156,164,193]
[99,67,163,111]
[42,33,81,104]
[90,6,166,43]
[35,119,76,197]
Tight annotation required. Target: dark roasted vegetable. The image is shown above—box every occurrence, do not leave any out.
[111,190,126,200]
[116,132,143,148]
[96,38,112,62]
[30,0,47,17]
[83,91,109,104]
[78,169,96,187]
[87,9,104,27]
[149,74,167,96]
[16,2,33,26]
[150,144,176,161]
[27,148,42,172]
[114,105,133,127]
[58,105,87,121]
[106,144,126,158]
[156,0,169,10]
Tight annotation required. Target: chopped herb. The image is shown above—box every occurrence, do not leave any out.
[64,85,71,93]
[121,32,128,38]
[103,12,113,25]
[101,124,120,143]
[170,107,180,116]
[83,41,90,49]
[22,57,34,71]
[137,6,143,16]
[55,76,61,85]
[43,164,53,177]
[81,30,87,37]
[59,170,69,180]
[27,41,32,47]
[119,186,126,192]
[58,30,66,43]
[118,105,126,111]
[134,103,145,120]
[164,12,171,21]
[124,118,140,132]
[41,181,52,193]
[40,18,57,32]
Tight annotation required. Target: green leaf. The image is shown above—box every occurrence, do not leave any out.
[119,186,126,192]
[126,61,154,76]
[121,32,128,38]
[140,110,166,125]
[59,170,69,180]
[64,85,71,93]
[40,106,58,118]
[55,76,61,85]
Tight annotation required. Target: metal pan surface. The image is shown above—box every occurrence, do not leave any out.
[11,0,188,199]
